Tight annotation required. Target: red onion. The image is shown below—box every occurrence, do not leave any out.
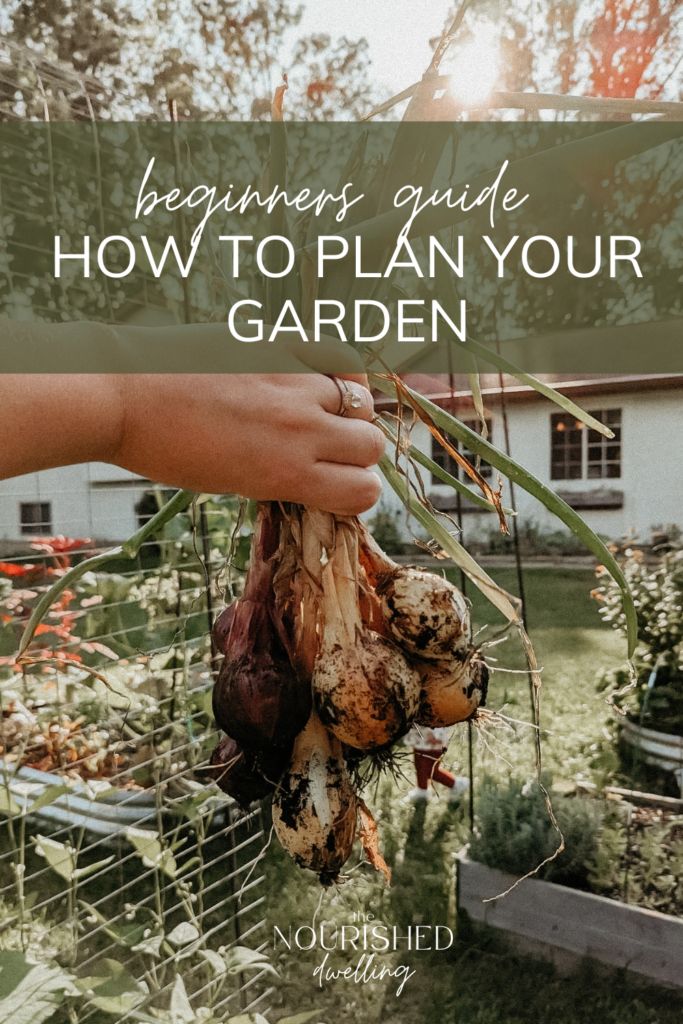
[212,504,310,753]
[208,733,283,808]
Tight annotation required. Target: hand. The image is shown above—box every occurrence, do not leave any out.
[114,372,386,516]
[0,321,386,517]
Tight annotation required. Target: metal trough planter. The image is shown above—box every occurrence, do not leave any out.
[2,761,157,838]
[457,852,683,990]
[621,718,683,795]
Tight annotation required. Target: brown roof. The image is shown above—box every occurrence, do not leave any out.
[375,373,683,411]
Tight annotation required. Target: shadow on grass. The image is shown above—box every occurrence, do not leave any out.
[389,798,466,930]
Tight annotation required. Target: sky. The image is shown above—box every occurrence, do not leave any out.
[295,0,451,93]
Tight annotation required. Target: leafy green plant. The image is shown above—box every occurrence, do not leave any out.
[469,776,610,890]
[367,507,406,556]
[585,805,683,917]
[468,775,683,916]
[627,819,683,913]
[0,495,249,792]
[595,545,683,732]
[0,820,282,1023]
[468,520,593,559]
[0,945,311,1024]
[0,950,78,1024]
[0,492,275,1022]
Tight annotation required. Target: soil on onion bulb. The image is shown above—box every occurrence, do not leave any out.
[416,648,489,728]
[272,713,358,884]
[312,522,420,751]
[209,502,490,884]
[359,523,472,660]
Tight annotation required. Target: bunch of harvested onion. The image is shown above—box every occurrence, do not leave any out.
[209,501,489,884]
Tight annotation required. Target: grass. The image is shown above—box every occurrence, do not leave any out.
[262,566,683,1024]
[380,938,683,1024]
[460,567,625,783]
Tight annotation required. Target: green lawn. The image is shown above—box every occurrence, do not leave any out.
[263,567,683,1024]
[453,567,625,783]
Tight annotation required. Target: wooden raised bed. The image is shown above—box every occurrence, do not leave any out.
[457,853,683,989]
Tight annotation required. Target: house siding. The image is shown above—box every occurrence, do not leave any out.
[378,387,683,545]
[0,463,150,546]
[1,387,680,548]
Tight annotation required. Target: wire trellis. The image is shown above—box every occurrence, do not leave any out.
[0,488,273,1020]
[0,47,271,1015]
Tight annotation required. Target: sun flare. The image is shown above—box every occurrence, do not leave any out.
[447,24,500,106]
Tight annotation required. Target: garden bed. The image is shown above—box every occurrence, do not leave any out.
[2,760,157,837]
[457,851,683,989]
[621,718,683,795]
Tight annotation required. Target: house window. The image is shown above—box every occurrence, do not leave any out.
[431,419,493,480]
[551,409,621,481]
[20,501,52,536]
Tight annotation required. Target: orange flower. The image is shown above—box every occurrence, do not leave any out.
[30,536,92,555]
[0,562,37,578]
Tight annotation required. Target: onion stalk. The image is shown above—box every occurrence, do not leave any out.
[313,520,420,751]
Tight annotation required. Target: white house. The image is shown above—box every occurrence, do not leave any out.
[0,304,175,552]
[0,462,154,549]
[375,372,683,547]
[1,372,681,551]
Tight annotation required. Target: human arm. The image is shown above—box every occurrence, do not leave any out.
[1,326,385,516]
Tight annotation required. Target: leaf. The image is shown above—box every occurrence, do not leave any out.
[460,337,614,437]
[0,950,77,1024]
[0,786,21,817]
[166,922,200,947]
[27,783,70,814]
[34,835,76,882]
[378,380,638,656]
[224,946,278,979]
[391,376,509,531]
[132,934,165,959]
[198,949,227,977]
[125,827,177,879]
[468,369,487,432]
[76,958,146,1015]
[169,975,195,1024]
[379,417,514,515]
[18,547,124,659]
[173,794,214,824]
[34,836,112,884]
[73,854,116,881]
